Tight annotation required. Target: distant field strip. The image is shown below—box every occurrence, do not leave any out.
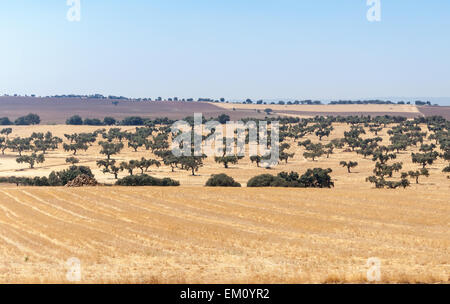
[0,187,448,283]
[215,103,421,113]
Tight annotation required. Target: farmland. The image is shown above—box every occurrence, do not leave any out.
[0,107,449,283]
[2,96,450,123]
[0,187,448,283]
[0,97,267,124]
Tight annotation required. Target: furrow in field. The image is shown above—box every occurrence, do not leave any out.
[47,190,201,256]
[0,189,146,257]
[101,189,430,259]
[0,222,66,261]
[25,189,184,256]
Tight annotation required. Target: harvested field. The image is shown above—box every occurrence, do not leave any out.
[1,97,438,125]
[0,187,448,283]
[418,106,450,120]
[0,97,267,123]
[215,103,425,119]
[215,103,421,113]
[0,118,449,284]
[276,110,421,119]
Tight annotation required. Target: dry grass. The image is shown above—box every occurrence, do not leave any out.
[215,103,421,113]
[2,123,449,188]
[0,122,449,283]
[0,187,448,283]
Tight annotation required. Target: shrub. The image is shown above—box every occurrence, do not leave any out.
[15,113,40,125]
[121,116,145,126]
[18,114,39,125]
[205,174,241,187]
[0,166,94,187]
[247,169,334,188]
[0,117,13,125]
[66,115,83,125]
[83,118,103,126]
[50,165,95,186]
[66,157,80,165]
[217,114,230,124]
[103,117,116,126]
[299,168,334,188]
[247,174,285,187]
[0,176,50,186]
[115,174,180,186]
[32,176,51,186]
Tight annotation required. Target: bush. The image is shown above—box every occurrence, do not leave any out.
[0,176,50,186]
[0,117,13,125]
[103,117,116,126]
[32,176,51,186]
[15,113,40,125]
[115,174,180,186]
[0,166,94,187]
[247,169,334,188]
[50,165,95,186]
[205,174,241,187]
[66,115,83,125]
[83,118,103,126]
[121,116,145,126]
[247,174,284,187]
[299,168,334,188]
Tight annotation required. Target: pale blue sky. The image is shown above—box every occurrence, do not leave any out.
[1,1,449,103]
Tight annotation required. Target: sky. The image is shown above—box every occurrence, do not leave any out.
[1,0,449,104]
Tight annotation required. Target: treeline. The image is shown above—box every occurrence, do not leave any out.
[204,169,334,188]
[114,169,335,188]
[0,165,94,186]
[66,114,427,128]
[4,94,440,106]
[13,94,206,102]
[329,100,434,106]
[0,113,40,125]
[247,99,322,105]
[66,115,176,126]
[0,169,334,188]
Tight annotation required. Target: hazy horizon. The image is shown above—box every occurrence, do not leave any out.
[2,94,450,106]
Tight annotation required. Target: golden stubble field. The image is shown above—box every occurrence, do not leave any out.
[0,122,449,283]
[214,103,421,113]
